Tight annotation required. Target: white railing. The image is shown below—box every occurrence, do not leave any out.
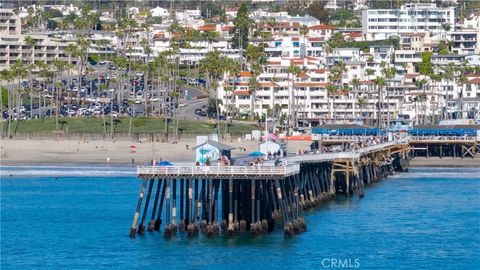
[285,141,398,163]
[409,136,477,142]
[137,164,300,177]
[137,142,403,177]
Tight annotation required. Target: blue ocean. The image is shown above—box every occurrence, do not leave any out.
[1,166,479,270]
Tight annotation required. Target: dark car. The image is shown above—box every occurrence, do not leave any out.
[198,111,207,117]
[194,108,203,115]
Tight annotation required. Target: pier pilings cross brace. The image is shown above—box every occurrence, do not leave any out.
[462,144,476,158]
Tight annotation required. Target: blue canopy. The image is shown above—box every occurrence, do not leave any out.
[158,161,173,166]
[248,151,265,157]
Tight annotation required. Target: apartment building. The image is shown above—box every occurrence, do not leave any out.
[450,30,480,55]
[217,66,401,126]
[362,3,454,41]
[0,8,77,71]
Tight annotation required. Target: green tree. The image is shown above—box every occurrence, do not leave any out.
[307,2,329,23]
[231,3,252,50]
[416,51,434,76]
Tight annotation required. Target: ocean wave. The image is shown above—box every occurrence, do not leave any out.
[1,162,193,178]
[392,169,480,179]
[0,165,136,177]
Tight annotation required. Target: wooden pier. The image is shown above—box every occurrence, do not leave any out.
[409,135,478,158]
[130,141,410,238]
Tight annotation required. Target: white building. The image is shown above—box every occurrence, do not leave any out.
[361,3,455,41]
[450,30,480,55]
[0,8,78,70]
[151,6,169,18]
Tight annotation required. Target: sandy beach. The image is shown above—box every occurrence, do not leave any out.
[0,138,312,166]
[409,157,480,167]
[2,138,478,167]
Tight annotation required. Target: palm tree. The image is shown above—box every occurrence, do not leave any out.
[458,74,468,119]
[341,85,352,121]
[36,60,48,118]
[351,76,361,118]
[245,44,266,121]
[299,25,309,57]
[9,60,27,137]
[328,61,346,122]
[140,38,153,117]
[326,83,338,122]
[381,66,396,127]
[98,83,108,136]
[74,35,90,105]
[415,92,428,125]
[0,69,14,137]
[415,78,429,124]
[286,64,300,131]
[200,51,230,134]
[373,76,386,128]
[224,58,241,122]
[52,58,66,131]
[357,96,367,123]
[24,36,36,66]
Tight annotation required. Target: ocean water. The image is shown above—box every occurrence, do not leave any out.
[1,166,479,270]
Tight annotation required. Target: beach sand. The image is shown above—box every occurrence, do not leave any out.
[410,157,480,167]
[0,138,312,166]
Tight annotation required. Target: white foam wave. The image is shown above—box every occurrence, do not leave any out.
[1,165,136,177]
[391,170,480,179]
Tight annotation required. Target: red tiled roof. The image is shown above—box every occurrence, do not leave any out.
[307,37,324,42]
[234,90,250,96]
[260,82,278,87]
[347,32,362,38]
[239,71,251,77]
[309,24,335,30]
[312,69,327,73]
[360,80,374,85]
[295,82,328,87]
[405,73,419,79]
[221,25,232,31]
[468,78,480,84]
[199,24,216,31]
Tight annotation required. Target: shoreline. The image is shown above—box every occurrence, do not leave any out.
[1,139,478,168]
[0,138,312,166]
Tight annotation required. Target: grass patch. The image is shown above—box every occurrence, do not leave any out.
[3,117,257,136]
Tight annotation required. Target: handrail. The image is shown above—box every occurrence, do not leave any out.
[409,136,477,141]
[137,141,404,177]
[137,164,300,177]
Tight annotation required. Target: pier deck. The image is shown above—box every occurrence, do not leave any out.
[130,140,410,238]
[137,142,404,178]
[137,164,300,178]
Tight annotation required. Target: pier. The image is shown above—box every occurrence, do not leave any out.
[130,141,410,238]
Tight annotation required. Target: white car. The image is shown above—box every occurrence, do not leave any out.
[178,103,187,108]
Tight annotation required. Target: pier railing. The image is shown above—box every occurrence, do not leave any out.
[137,164,300,178]
[409,136,478,142]
[137,142,403,178]
[285,141,399,163]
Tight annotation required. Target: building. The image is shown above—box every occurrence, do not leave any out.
[151,6,169,18]
[194,141,234,164]
[362,3,454,41]
[450,30,480,55]
[0,8,77,70]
